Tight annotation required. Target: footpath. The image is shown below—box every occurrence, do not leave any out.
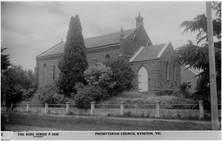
[2,124,63,131]
[2,111,216,125]
[45,113,214,125]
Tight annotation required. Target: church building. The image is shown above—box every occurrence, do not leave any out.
[36,13,181,93]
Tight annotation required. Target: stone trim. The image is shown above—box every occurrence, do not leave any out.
[37,53,63,61]
[129,46,145,62]
[129,58,159,64]
[86,43,120,51]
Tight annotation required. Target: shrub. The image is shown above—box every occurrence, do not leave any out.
[106,58,136,96]
[155,90,173,96]
[37,84,67,104]
[74,85,109,109]
[155,90,167,96]
[179,82,191,98]
[84,64,114,91]
[84,58,135,98]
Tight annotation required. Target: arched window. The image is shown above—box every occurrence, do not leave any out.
[166,62,170,80]
[105,54,110,59]
[43,64,47,84]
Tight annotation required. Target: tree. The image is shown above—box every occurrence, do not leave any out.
[106,57,136,96]
[174,2,221,110]
[58,15,88,97]
[1,47,11,72]
[1,65,37,109]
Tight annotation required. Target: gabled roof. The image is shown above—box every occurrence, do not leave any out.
[37,41,65,58]
[184,65,202,75]
[130,43,167,62]
[37,28,135,58]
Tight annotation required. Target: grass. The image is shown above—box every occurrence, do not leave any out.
[101,91,196,106]
[1,112,214,131]
[106,111,217,121]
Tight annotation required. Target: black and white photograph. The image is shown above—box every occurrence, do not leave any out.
[1,0,221,140]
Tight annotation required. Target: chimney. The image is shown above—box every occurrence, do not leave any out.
[119,27,124,56]
[135,13,144,27]
[120,26,124,40]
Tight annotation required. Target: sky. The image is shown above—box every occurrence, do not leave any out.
[1,1,207,71]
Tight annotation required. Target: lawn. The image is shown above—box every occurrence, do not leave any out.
[1,112,213,131]
[101,91,196,105]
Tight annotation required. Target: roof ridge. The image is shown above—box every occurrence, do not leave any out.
[129,46,145,62]
[84,28,135,40]
[37,41,64,57]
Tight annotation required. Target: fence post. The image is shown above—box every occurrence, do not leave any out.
[198,100,204,119]
[134,103,138,109]
[11,103,13,111]
[66,102,70,114]
[45,103,49,114]
[155,101,160,118]
[120,102,124,116]
[26,102,30,112]
[90,101,96,116]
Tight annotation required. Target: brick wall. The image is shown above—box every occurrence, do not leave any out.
[37,45,121,87]
[158,43,181,91]
[87,45,120,65]
[130,59,162,93]
[129,43,181,93]
[37,55,62,87]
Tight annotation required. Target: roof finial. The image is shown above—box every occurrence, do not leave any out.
[61,38,63,42]
[135,13,144,27]
[120,26,124,39]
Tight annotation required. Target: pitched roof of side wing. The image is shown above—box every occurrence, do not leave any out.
[130,42,171,62]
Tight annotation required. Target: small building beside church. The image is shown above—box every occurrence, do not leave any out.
[36,13,181,93]
[181,65,200,92]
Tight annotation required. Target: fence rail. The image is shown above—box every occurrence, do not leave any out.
[1,101,221,119]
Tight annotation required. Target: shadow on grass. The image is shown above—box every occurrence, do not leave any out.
[1,112,215,131]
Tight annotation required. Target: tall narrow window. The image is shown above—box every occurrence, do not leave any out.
[52,64,55,82]
[166,62,170,80]
[105,54,110,59]
[174,63,177,81]
[105,54,110,62]
[43,64,47,84]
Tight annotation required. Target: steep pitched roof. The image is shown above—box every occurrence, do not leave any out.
[37,41,65,58]
[184,65,202,75]
[130,43,167,62]
[37,28,135,58]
